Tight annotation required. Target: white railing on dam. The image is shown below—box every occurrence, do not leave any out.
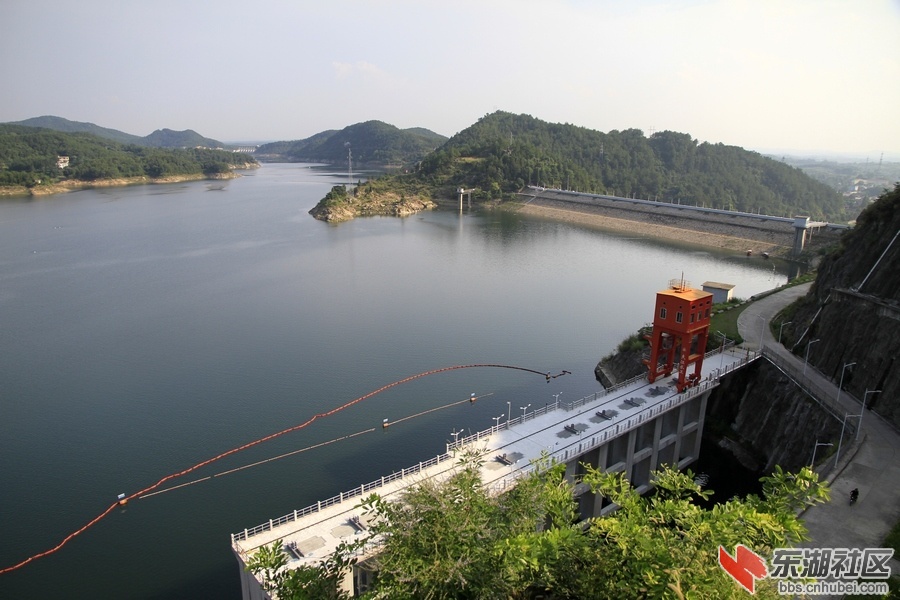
[527,187,850,231]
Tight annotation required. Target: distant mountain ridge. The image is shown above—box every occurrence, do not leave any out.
[7,116,226,149]
[256,120,447,166]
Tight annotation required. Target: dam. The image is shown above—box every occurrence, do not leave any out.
[231,344,761,597]
[519,188,848,257]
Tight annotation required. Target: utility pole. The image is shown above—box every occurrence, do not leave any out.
[345,142,352,187]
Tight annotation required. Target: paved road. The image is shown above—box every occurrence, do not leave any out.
[737,283,900,593]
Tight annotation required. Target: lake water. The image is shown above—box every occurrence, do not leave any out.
[0,163,787,599]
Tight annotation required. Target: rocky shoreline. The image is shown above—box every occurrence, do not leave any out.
[309,188,436,223]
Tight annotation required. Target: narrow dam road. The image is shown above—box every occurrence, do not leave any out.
[737,283,900,596]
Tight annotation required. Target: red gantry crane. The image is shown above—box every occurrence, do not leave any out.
[643,278,713,392]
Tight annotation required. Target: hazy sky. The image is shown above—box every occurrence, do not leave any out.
[2,0,898,157]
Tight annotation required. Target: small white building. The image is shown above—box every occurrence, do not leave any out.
[701,281,735,304]
[56,156,70,169]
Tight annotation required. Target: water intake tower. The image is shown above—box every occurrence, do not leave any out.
[643,279,713,392]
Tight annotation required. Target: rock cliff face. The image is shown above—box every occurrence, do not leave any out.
[705,361,843,474]
[779,185,900,429]
[594,347,645,388]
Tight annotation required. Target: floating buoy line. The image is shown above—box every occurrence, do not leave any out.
[0,364,569,574]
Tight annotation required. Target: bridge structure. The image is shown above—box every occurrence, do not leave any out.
[231,344,765,597]
[521,188,848,257]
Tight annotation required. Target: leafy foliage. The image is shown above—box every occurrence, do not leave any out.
[0,124,254,187]
[379,111,844,220]
[251,451,828,599]
[245,538,357,600]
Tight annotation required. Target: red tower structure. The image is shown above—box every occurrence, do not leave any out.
[643,279,713,392]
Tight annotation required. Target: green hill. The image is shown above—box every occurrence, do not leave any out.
[412,111,845,221]
[0,124,255,190]
[7,116,226,149]
[141,128,225,148]
[11,115,144,145]
[257,120,447,166]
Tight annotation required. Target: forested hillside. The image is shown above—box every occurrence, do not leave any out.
[257,120,447,166]
[9,116,144,145]
[7,116,227,149]
[780,184,900,428]
[140,128,225,149]
[0,124,255,188]
[412,112,845,221]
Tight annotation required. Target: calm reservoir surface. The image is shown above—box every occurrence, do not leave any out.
[0,163,787,599]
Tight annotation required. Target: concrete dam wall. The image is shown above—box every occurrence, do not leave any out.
[519,189,845,258]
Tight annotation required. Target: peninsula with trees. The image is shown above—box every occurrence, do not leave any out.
[0,120,258,196]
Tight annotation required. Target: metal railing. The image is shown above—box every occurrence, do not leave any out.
[761,348,857,429]
[232,451,458,542]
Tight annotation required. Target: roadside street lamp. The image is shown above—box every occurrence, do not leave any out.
[857,389,882,440]
[492,414,505,428]
[507,401,512,423]
[451,428,464,444]
[716,330,728,369]
[803,339,820,375]
[756,314,766,352]
[810,440,833,467]
[553,392,563,405]
[778,321,792,344]
[520,404,531,418]
[835,412,861,467]
[836,362,856,408]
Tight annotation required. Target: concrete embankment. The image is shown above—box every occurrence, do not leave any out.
[513,191,841,257]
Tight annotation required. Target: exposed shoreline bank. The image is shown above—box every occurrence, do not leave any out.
[0,168,254,198]
[510,201,794,257]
